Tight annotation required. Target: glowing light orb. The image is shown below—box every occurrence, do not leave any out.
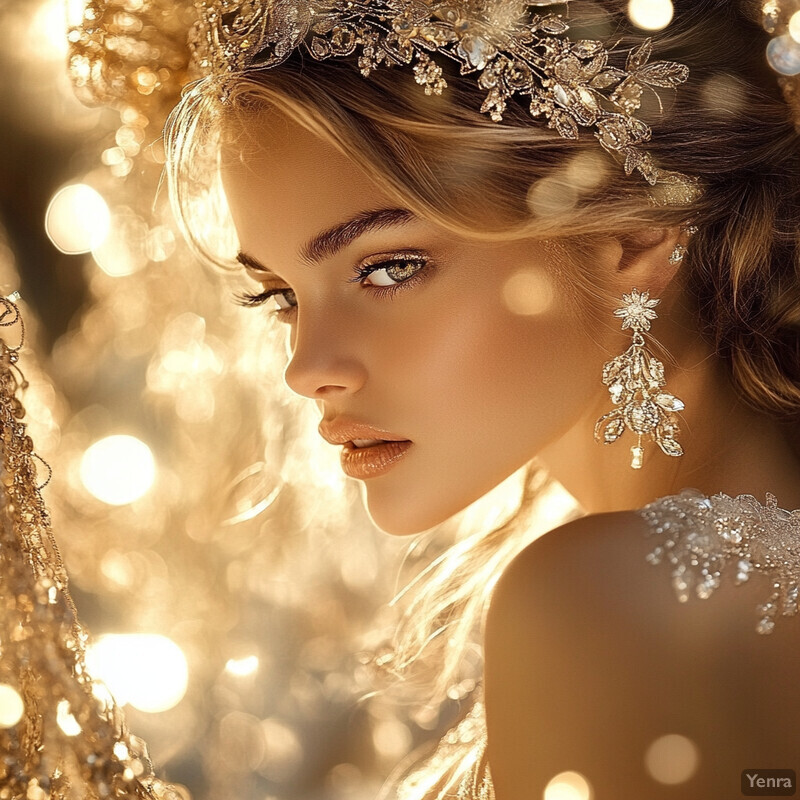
[767,34,800,75]
[0,684,24,728]
[56,699,81,736]
[543,771,593,800]
[644,733,700,784]
[45,184,110,255]
[790,11,800,43]
[80,435,156,506]
[225,656,259,676]
[627,0,674,30]
[86,634,188,713]
[30,0,74,60]
[502,269,554,316]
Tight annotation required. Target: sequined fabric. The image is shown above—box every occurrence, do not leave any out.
[393,688,494,800]
[639,487,800,634]
[0,298,179,798]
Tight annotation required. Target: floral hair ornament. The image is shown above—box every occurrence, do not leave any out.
[188,0,703,205]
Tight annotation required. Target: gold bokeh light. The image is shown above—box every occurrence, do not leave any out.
[543,770,593,800]
[45,184,110,255]
[627,0,674,31]
[644,733,700,785]
[0,684,24,728]
[80,434,156,506]
[86,634,189,714]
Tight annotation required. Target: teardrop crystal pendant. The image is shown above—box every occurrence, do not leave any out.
[631,440,644,469]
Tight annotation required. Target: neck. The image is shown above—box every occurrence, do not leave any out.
[537,331,800,515]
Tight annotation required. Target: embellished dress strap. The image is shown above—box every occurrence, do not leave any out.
[392,686,495,800]
[637,487,800,634]
[454,700,494,800]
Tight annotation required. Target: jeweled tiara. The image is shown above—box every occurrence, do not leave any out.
[188,0,702,204]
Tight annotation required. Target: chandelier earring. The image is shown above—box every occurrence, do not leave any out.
[593,287,685,469]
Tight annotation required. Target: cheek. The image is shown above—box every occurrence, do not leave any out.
[385,291,599,441]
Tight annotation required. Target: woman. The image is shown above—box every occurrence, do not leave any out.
[161,0,800,796]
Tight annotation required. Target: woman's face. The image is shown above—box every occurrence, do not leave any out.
[221,109,611,535]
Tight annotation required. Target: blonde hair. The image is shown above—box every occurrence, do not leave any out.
[163,0,800,793]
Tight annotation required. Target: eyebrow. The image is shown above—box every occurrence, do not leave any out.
[236,207,418,276]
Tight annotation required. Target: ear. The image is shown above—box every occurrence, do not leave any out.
[612,225,687,298]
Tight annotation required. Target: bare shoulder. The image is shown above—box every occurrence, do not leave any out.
[483,510,800,799]
[486,510,671,644]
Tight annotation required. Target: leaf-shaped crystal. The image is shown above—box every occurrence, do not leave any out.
[596,118,630,150]
[580,52,607,81]
[593,411,619,442]
[648,358,665,382]
[602,357,624,384]
[538,16,569,34]
[637,61,690,88]
[623,147,642,176]
[658,436,683,457]
[590,67,625,89]
[552,82,572,107]
[626,37,652,71]
[655,393,684,412]
[572,40,604,59]
[603,417,625,443]
[552,109,578,139]
[636,152,659,184]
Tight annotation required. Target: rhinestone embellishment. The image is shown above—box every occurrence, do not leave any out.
[188,0,702,195]
[639,488,800,634]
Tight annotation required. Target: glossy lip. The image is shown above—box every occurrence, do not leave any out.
[318,417,410,447]
[318,417,413,480]
[339,440,413,479]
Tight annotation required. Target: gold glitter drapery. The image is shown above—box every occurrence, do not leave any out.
[0,294,181,799]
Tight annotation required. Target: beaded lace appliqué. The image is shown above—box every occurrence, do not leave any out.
[638,487,800,634]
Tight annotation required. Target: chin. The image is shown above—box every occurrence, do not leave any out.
[358,484,460,536]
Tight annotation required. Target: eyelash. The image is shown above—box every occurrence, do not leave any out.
[234,255,431,319]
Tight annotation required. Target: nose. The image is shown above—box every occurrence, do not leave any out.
[282,310,368,399]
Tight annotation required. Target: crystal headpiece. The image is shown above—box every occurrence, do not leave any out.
[189,0,702,203]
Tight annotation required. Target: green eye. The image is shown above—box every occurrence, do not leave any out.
[358,258,427,287]
[272,289,297,309]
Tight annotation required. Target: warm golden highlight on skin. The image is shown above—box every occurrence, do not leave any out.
[221,110,800,535]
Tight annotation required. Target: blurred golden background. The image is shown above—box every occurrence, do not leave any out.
[0,2,466,796]
[3,0,793,797]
